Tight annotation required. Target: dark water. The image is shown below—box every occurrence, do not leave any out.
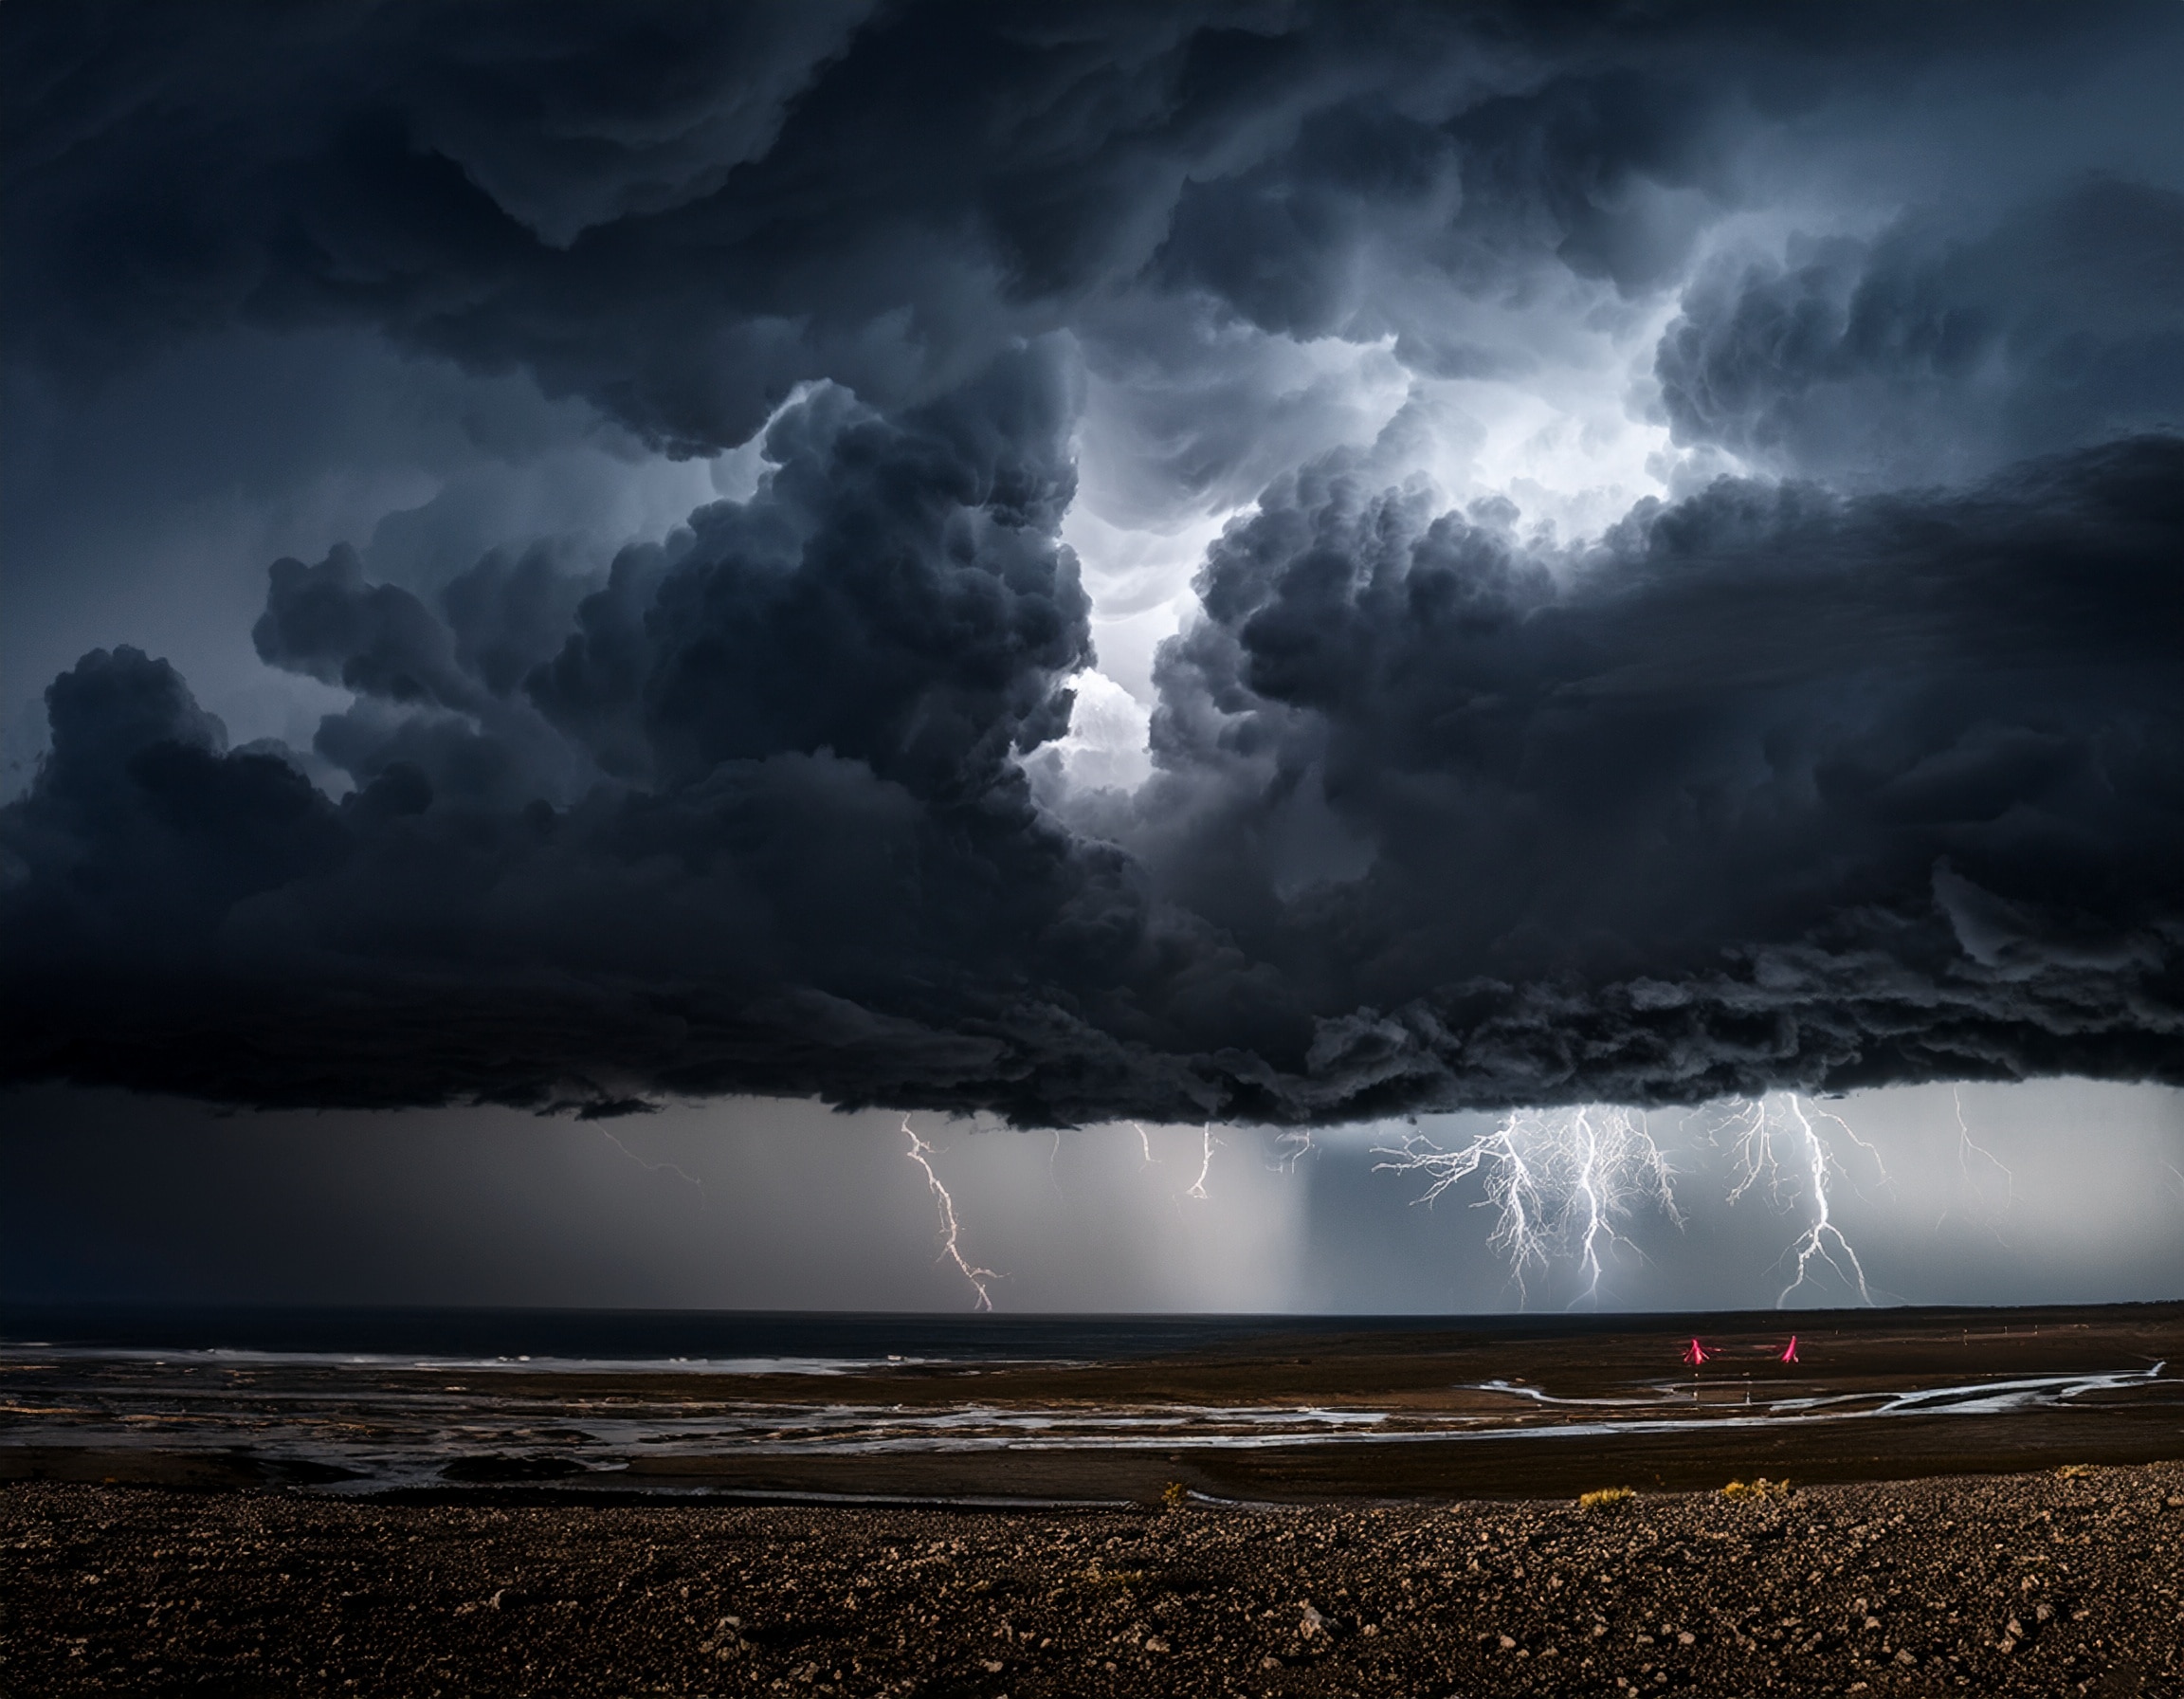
[0,1304,1666,1368]
[3,1304,2175,1500]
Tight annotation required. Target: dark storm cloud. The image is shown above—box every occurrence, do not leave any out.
[10,1,2147,453]
[1657,181,2184,486]
[4,2,2181,1124]
[4,343,1129,1116]
[8,429,2178,1123]
[1138,434,2184,1117]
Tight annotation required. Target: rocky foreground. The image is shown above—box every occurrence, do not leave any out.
[2,1468,2180,1697]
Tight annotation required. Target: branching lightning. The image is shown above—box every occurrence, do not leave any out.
[882,1089,1980,1315]
[1943,1084,2015,1226]
[1185,1124,1220,1200]
[598,1127,707,1204]
[1711,1093,1881,1307]
[1275,1127,1315,1173]
[901,1115,999,1311]
[1374,1105,1680,1306]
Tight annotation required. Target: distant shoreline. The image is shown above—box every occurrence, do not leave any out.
[4,1300,2179,1505]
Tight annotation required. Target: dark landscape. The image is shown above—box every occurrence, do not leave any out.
[5,1304,2182,1694]
[6,1462,2179,1697]
[6,1303,2183,1503]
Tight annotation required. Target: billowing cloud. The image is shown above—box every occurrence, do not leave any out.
[1658,181,2184,487]
[7,424,2177,1122]
[3,2,2180,1125]
[14,2,2157,454]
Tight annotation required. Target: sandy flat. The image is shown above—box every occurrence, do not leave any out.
[5,1301,2179,1502]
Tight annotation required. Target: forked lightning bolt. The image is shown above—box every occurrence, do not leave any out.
[1185,1125,1220,1200]
[1374,1105,1680,1306]
[1712,1093,1881,1307]
[901,1116,999,1311]
[1943,1085,2015,1227]
[598,1127,707,1204]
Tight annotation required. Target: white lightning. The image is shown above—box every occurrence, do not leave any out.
[1274,1127,1316,1173]
[1125,1121,1160,1166]
[598,1127,707,1204]
[1185,1124,1220,1200]
[1943,1084,2015,1226]
[1374,1105,1680,1307]
[901,1116,999,1311]
[1712,1093,1880,1308]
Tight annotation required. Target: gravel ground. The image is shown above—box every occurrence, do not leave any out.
[2,1468,2179,1697]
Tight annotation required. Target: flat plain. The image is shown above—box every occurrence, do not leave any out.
[2,1303,2181,1695]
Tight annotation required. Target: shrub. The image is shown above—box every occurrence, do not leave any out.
[1577,1486,1637,1510]
[1161,1480,1190,1511]
[1721,1477,1792,1501]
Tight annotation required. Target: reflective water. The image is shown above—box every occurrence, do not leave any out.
[2,1308,2175,1494]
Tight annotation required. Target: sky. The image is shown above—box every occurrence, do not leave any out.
[3,1,2181,1312]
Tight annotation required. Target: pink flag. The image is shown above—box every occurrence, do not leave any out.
[1683,1337,1709,1366]
[1780,1335,1799,1363]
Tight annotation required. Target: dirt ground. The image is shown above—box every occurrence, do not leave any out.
[4,1464,2181,1698]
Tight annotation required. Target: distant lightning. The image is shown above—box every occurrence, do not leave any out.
[901,1116,999,1311]
[1944,1084,2015,1225]
[1275,1127,1315,1173]
[598,1127,707,1204]
[1712,1093,1879,1307]
[1185,1124,1220,1200]
[1374,1105,1680,1306]
[1377,1093,1897,1308]
[1125,1121,1159,1166]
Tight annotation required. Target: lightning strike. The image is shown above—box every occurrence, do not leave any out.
[901,1115,1000,1311]
[598,1127,707,1203]
[1125,1121,1159,1166]
[1185,1124,1220,1200]
[1945,1084,2015,1223]
[1275,1127,1316,1173]
[1374,1105,1680,1306]
[1713,1093,1879,1308]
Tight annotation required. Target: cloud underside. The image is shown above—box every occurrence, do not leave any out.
[3,1,2181,1124]
[7,417,2178,1124]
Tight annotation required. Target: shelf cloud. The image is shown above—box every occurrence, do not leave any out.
[5,1,2180,1125]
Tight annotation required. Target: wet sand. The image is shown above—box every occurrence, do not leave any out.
[4,1302,2179,1503]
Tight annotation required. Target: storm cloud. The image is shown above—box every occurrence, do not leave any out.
[4,1,2180,1126]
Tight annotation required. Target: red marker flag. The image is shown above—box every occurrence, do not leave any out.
[1780,1335,1799,1363]
[1683,1338,1710,1366]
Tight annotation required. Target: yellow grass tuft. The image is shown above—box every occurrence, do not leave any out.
[1161,1480,1190,1511]
[1577,1486,1637,1510]
[2054,1462,2095,1479]
[1721,1476,1793,1501]
[1075,1566,1146,1591]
